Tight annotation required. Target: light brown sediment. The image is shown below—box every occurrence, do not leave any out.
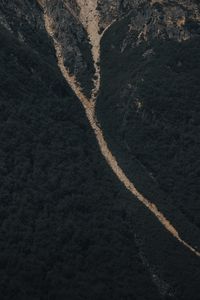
[39,1,200,258]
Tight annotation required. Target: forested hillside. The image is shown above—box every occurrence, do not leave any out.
[98,1,200,231]
[1,1,200,299]
[0,3,162,299]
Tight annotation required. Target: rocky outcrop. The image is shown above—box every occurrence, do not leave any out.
[119,0,200,51]
[2,1,199,95]
[40,0,200,95]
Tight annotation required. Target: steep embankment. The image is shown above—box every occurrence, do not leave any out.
[38,0,200,257]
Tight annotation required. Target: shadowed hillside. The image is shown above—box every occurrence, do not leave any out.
[0,2,162,299]
[1,1,200,299]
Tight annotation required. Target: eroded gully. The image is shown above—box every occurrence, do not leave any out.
[39,1,200,257]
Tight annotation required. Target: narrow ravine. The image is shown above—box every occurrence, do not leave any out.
[38,1,200,258]
[75,0,101,100]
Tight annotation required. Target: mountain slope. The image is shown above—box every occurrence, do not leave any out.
[97,0,200,234]
[1,1,200,299]
[0,1,163,299]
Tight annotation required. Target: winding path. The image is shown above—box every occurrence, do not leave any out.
[38,0,200,257]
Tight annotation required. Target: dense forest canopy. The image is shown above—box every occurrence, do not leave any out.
[1,1,200,299]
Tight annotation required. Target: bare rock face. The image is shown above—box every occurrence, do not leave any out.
[40,0,96,97]
[123,0,200,50]
[2,0,199,96]
[35,0,200,95]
